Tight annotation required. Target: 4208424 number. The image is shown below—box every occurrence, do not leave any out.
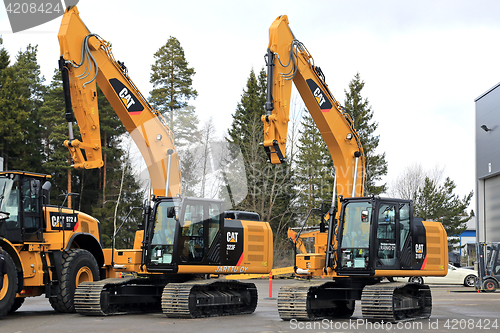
[6,2,62,14]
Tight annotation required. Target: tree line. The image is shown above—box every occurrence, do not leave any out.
[0,36,472,254]
[226,69,472,254]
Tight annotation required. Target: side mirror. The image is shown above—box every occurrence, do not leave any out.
[361,210,369,223]
[167,206,176,219]
[42,181,52,205]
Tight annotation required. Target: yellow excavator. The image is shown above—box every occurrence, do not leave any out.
[56,6,272,317]
[262,15,448,322]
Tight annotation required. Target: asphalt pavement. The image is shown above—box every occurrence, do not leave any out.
[0,279,499,333]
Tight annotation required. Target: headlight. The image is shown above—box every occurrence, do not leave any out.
[0,212,10,220]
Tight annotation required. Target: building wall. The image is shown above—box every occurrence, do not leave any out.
[475,83,500,242]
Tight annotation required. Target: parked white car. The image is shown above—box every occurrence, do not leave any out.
[395,264,478,287]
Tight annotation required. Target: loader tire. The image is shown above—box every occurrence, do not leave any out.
[0,251,18,318]
[8,297,25,313]
[49,249,99,313]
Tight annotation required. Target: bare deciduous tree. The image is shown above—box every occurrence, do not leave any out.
[389,163,444,203]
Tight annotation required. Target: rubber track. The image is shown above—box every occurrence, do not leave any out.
[162,280,258,318]
[74,278,136,316]
[361,282,432,322]
[277,281,330,321]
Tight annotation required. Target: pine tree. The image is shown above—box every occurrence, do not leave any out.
[344,73,387,195]
[414,177,473,251]
[295,112,334,223]
[149,37,198,145]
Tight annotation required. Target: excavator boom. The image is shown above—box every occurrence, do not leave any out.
[262,15,364,198]
[58,6,181,197]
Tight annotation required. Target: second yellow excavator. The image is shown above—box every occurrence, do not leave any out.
[57,6,272,317]
[262,15,448,322]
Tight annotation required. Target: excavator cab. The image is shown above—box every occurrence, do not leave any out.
[144,197,226,272]
[336,197,425,276]
[147,198,179,269]
[0,171,51,243]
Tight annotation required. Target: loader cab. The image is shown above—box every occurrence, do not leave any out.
[0,171,50,243]
[336,197,426,276]
[145,197,224,272]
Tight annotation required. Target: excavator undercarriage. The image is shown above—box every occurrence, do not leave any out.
[278,279,432,322]
[161,279,258,318]
[74,276,258,317]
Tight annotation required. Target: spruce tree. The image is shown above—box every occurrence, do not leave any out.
[0,37,9,73]
[149,37,198,145]
[414,177,473,251]
[173,105,200,146]
[179,148,200,197]
[96,84,127,204]
[11,44,46,171]
[344,73,387,195]
[0,41,29,170]
[39,70,74,201]
[91,155,144,249]
[295,112,334,223]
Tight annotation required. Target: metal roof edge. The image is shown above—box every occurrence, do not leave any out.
[475,81,500,102]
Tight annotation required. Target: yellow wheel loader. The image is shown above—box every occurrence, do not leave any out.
[0,171,104,318]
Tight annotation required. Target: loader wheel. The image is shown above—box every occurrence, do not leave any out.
[0,251,18,318]
[49,249,99,313]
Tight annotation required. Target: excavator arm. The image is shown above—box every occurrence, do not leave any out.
[262,15,364,198]
[58,6,181,197]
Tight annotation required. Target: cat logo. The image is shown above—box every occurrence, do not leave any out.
[109,78,144,115]
[306,79,332,112]
[227,231,238,243]
[119,88,136,109]
[313,87,326,107]
[415,243,424,259]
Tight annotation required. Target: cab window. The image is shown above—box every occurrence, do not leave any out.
[181,203,205,262]
[150,201,179,265]
[340,201,372,269]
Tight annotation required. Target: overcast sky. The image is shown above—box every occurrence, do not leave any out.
[1,0,499,209]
